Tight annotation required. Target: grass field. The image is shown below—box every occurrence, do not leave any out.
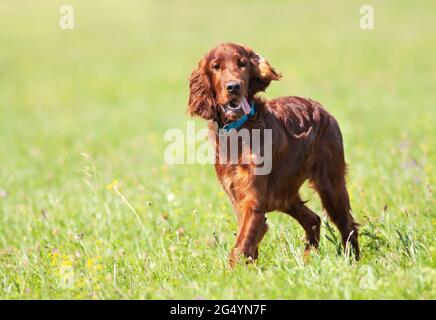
[0,0,435,299]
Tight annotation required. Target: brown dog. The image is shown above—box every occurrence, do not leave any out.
[187,43,359,267]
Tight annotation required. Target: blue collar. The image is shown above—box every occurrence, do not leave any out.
[222,102,256,133]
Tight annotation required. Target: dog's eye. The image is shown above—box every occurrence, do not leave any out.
[212,63,220,70]
[238,59,246,68]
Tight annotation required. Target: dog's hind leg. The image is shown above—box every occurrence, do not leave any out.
[309,133,360,259]
[313,179,359,260]
[282,196,321,253]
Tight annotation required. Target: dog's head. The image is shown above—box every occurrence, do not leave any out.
[187,43,281,123]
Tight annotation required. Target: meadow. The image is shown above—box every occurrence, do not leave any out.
[0,0,434,299]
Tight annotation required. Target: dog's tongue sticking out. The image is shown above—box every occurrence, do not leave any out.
[241,97,251,114]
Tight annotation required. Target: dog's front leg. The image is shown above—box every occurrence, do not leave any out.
[229,206,267,268]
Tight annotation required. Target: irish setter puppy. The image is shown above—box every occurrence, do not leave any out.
[187,43,359,267]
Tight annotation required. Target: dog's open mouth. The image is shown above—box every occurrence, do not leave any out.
[225,97,251,113]
[222,100,243,122]
[222,97,253,123]
[226,99,242,110]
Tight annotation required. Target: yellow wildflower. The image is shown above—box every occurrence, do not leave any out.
[106,179,119,191]
[86,258,94,269]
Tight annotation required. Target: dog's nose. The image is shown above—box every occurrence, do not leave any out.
[226,81,241,94]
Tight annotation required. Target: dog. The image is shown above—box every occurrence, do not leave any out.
[187,43,359,267]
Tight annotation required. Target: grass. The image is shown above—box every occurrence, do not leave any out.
[0,0,435,299]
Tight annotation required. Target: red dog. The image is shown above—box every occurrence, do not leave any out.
[187,43,359,266]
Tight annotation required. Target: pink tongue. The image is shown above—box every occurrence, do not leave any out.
[240,97,251,114]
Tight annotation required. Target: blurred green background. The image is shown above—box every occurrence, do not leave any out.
[0,0,434,299]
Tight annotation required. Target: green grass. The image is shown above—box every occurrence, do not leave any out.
[0,0,435,299]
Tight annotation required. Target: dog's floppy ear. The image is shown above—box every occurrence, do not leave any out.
[243,46,281,96]
[187,59,215,120]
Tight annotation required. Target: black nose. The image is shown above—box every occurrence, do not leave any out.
[226,81,241,94]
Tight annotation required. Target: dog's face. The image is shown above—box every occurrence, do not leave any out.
[187,43,281,123]
[208,45,251,121]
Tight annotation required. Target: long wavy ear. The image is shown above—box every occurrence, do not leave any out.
[243,46,281,97]
[187,61,215,120]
